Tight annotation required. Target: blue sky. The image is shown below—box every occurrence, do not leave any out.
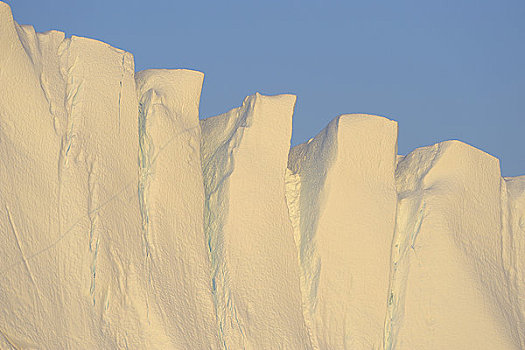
[7,0,525,176]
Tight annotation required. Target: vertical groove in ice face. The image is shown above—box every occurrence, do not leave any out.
[286,120,338,350]
[201,93,312,349]
[504,175,525,347]
[135,69,220,349]
[200,96,254,348]
[383,143,442,350]
[284,167,321,350]
[87,159,101,306]
[137,90,154,260]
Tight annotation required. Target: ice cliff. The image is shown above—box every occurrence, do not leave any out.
[0,2,524,349]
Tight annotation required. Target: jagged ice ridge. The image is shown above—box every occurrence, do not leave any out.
[0,2,524,349]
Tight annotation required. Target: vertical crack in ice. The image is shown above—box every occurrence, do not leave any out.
[61,54,81,164]
[202,137,244,349]
[201,97,255,349]
[284,120,338,349]
[56,38,73,288]
[137,91,155,270]
[87,159,100,305]
[56,39,84,269]
[284,168,319,350]
[57,38,94,303]
[383,144,441,350]
[89,238,99,304]
[138,102,151,258]
[117,54,125,133]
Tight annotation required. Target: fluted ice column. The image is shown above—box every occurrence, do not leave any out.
[200,93,312,350]
[135,69,220,349]
[391,141,520,349]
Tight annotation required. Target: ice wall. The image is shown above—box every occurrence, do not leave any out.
[388,142,521,349]
[1,2,524,349]
[286,115,398,349]
[0,3,218,348]
[0,3,145,346]
[200,94,312,349]
[505,175,525,347]
[135,69,220,349]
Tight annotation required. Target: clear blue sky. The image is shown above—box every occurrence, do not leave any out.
[6,0,525,176]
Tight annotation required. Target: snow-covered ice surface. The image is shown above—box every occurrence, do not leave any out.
[0,2,524,349]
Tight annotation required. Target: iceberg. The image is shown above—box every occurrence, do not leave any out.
[0,2,523,349]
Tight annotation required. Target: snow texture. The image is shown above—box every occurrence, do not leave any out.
[0,2,524,349]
